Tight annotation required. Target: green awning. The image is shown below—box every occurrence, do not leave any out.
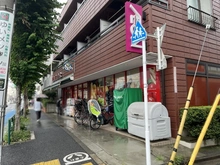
[60,77,73,85]
[43,82,60,91]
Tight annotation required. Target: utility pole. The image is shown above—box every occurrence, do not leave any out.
[0,0,15,164]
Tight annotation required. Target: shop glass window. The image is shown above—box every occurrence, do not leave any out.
[115,72,125,89]
[78,84,82,99]
[105,76,114,87]
[105,75,114,105]
[126,68,140,88]
[74,86,77,99]
[90,79,105,105]
[66,87,72,98]
[83,83,88,99]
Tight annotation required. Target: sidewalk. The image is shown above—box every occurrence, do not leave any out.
[2,110,99,165]
[47,112,220,165]
[3,110,220,165]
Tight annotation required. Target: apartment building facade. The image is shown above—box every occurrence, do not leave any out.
[44,0,220,137]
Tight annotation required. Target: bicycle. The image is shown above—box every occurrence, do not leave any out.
[88,99,114,130]
[101,104,114,125]
[74,99,88,125]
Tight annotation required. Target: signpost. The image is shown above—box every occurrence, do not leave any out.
[126,2,151,165]
[125,2,167,165]
[0,1,15,164]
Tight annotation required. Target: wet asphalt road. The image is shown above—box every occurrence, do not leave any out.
[2,110,98,165]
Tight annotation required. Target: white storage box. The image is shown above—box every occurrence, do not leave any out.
[127,102,171,141]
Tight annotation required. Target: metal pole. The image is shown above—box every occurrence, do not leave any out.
[0,0,15,164]
[168,25,210,165]
[142,40,151,165]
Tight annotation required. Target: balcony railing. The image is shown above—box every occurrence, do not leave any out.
[53,14,125,72]
[187,6,218,29]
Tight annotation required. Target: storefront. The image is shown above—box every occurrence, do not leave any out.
[61,65,161,107]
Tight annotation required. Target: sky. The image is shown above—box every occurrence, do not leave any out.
[58,0,68,10]
[56,0,68,13]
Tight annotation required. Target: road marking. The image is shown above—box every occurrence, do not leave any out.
[63,152,91,165]
[82,163,93,165]
[32,159,61,165]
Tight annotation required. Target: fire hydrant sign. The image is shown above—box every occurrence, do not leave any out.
[0,11,14,89]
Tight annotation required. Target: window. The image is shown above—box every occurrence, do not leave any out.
[115,72,125,89]
[208,66,220,76]
[90,79,105,105]
[126,68,140,88]
[83,83,88,99]
[187,63,205,74]
[74,86,77,99]
[186,60,220,106]
[78,84,82,99]
[187,0,216,28]
[147,0,168,9]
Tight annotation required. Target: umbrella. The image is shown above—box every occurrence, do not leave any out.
[35,93,48,98]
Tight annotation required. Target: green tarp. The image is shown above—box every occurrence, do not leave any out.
[113,88,143,129]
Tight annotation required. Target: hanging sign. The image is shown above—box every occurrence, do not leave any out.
[125,2,143,54]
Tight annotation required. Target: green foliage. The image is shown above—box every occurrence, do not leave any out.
[180,106,220,142]
[44,90,57,100]
[10,0,63,88]
[27,83,36,99]
[156,155,165,161]
[174,155,185,165]
[25,109,30,115]
[10,130,31,142]
[20,116,29,130]
[10,0,63,129]
[42,98,56,107]
[4,116,31,144]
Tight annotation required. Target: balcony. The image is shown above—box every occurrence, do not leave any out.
[187,6,218,29]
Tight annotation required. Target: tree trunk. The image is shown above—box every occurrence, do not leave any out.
[23,87,28,118]
[14,85,21,131]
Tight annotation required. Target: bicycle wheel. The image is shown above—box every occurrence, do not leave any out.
[74,111,83,125]
[89,115,101,130]
[82,113,90,127]
[109,116,114,125]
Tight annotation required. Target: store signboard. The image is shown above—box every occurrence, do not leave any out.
[125,2,142,54]
[0,11,14,90]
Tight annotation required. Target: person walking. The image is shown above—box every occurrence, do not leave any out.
[57,97,63,115]
[34,98,44,122]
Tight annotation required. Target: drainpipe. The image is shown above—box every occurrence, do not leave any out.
[161,69,166,106]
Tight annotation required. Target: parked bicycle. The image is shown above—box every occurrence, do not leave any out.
[88,99,114,130]
[74,98,89,125]
[101,104,114,125]
[74,99,114,130]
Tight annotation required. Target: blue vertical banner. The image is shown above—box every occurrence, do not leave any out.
[0,11,14,89]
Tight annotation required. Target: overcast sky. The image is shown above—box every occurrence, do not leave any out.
[56,0,68,13]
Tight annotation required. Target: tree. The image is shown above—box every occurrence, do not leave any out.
[10,0,63,130]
